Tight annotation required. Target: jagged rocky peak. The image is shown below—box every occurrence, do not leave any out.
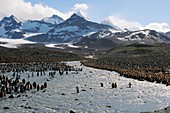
[0,15,22,32]
[65,13,113,29]
[69,12,90,20]
[66,13,86,23]
[51,14,62,19]
[0,15,21,24]
[9,15,18,20]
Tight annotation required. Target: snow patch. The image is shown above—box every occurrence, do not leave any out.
[0,38,35,48]
[23,33,43,38]
[45,43,81,49]
[83,32,96,37]
[98,32,111,38]
[13,29,21,32]
[109,29,122,33]
[117,37,129,41]
[45,44,65,49]
[130,30,149,37]
[66,43,81,48]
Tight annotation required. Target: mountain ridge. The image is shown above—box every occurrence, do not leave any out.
[0,14,170,49]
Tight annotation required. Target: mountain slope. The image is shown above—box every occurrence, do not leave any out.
[22,20,55,33]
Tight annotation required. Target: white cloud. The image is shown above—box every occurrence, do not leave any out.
[63,3,89,20]
[70,3,90,20]
[144,23,170,33]
[0,0,60,20]
[102,15,170,33]
[101,15,142,31]
[0,0,89,21]
[72,3,88,12]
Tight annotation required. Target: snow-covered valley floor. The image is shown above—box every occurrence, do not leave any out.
[0,61,170,113]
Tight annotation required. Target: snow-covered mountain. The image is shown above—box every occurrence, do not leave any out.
[27,13,114,43]
[112,29,170,44]
[75,29,170,49]
[41,15,65,25]
[0,15,65,39]
[0,15,24,38]
[22,15,65,36]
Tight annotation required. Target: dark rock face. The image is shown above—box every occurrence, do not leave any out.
[3,107,9,109]
[70,110,76,113]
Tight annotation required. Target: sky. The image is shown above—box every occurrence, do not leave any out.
[0,0,170,32]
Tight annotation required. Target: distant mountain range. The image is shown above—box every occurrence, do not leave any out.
[0,13,170,49]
